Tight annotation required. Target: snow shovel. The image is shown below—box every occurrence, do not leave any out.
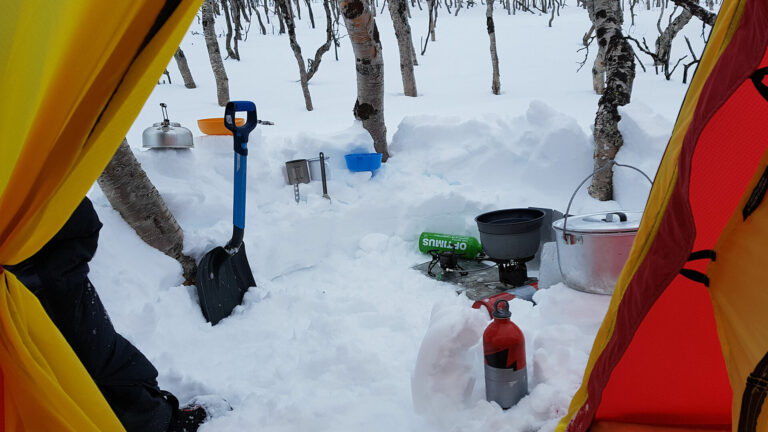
[196,101,258,325]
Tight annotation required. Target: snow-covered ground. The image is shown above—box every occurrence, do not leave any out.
[88,3,709,431]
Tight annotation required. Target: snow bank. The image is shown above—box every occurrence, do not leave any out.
[91,102,618,431]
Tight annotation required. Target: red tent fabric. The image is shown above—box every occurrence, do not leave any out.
[558,0,768,429]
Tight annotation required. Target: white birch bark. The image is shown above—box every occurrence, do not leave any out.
[202,0,230,106]
[388,0,418,96]
[584,0,606,94]
[173,48,196,89]
[338,0,390,161]
[588,0,636,200]
[654,9,693,70]
[487,0,501,95]
[98,139,196,284]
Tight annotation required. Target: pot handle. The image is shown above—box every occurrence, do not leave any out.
[603,212,628,222]
[561,161,652,240]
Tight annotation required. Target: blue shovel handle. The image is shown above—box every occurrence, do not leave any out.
[224,101,258,250]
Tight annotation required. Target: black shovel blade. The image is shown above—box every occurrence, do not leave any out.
[196,244,256,325]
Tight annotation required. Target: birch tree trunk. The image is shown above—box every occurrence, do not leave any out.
[339,0,390,161]
[671,0,715,26]
[306,0,317,28]
[173,48,196,89]
[306,0,335,82]
[202,0,230,106]
[429,0,437,41]
[277,2,287,34]
[654,9,692,73]
[584,0,606,94]
[487,0,501,95]
[221,0,239,60]
[388,0,418,96]
[254,8,268,34]
[593,50,606,94]
[278,0,314,110]
[97,139,197,285]
[588,0,636,200]
[231,0,243,60]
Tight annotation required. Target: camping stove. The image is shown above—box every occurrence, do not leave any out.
[489,256,534,287]
[427,250,469,279]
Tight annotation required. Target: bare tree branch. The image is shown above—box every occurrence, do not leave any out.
[671,0,715,26]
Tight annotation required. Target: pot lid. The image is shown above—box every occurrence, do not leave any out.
[552,211,643,233]
[144,123,192,135]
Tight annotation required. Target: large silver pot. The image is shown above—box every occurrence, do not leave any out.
[553,211,641,294]
[552,160,652,295]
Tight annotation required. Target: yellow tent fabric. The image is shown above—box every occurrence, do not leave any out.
[0,0,201,429]
[709,150,768,431]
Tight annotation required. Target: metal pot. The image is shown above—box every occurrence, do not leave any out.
[553,211,642,294]
[475,208,545,260]
[307,155,331,181]
[552,161,652,295]
[142,103,194,149]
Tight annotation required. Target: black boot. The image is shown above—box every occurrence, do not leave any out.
[167,404,207,432]
[164,392,208,432]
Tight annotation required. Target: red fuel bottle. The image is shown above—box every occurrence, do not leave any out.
[483,299,527,409]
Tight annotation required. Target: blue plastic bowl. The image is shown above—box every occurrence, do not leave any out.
[344,153,382,172]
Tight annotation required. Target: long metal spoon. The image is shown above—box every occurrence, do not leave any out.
[320,152,331,202]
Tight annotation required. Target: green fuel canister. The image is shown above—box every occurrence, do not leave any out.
[418,232,482,258]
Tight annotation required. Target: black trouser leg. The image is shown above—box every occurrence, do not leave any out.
[34,278,173,432]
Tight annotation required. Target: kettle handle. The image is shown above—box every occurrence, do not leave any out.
[561,161,652,240]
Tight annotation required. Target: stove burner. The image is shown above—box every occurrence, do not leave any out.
[488,256,533,286]
[427,250,468,278]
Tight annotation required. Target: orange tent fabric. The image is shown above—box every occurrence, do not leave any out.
[0,0,201,430]
[557,0,768,430]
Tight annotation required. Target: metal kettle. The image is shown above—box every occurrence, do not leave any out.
[142,103,194,149]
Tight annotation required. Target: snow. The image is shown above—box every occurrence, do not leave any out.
[87,3,709,431]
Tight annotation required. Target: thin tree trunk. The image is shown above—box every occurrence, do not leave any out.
[294,0,302,19]
[654,8,692,71]
[98,139,196,285]
[277,1,287,33]
[588,0,636,200]
[671,0,714,25]
[254,8,268,34]
[407,0,418,66]
[420,1,435,55]
[173,48,197,89]
[583,0,605,94]
[338,0,390,161]
[428,0,437,41]
[231,0,243,60]
[278,0,314,110]
[306,0,317,27]
[202,0,230,106]
[388,0,418,96]
[487,0,501,95]
[307,0,335,81]
[583,23,595,45]
[221,0,239,60]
